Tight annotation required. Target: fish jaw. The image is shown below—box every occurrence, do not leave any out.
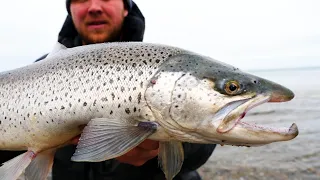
[207,94,299,146]
[216,95,271,133]
[217,122,299,146]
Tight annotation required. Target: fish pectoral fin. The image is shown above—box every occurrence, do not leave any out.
[158,141,184,180]
[71,118,158,162]
[0,150,36,180]
[25,148,56,180]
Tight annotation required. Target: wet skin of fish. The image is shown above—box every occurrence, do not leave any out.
[0,42,298,180]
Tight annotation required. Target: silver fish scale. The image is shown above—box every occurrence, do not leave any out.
[0,42,185,149]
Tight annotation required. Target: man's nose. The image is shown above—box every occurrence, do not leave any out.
[88,0,103,15]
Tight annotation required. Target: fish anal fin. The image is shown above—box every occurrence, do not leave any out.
[158,141,184,180]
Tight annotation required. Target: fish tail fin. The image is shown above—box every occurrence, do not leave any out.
[0,149,56,180]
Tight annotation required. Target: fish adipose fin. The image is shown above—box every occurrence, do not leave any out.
[71,118,158,162]
[158,141,184,180]
[0,149,55,180]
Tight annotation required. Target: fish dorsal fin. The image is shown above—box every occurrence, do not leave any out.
[46,42,67,58]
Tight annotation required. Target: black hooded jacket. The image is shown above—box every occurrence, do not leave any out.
[1,2,217,180]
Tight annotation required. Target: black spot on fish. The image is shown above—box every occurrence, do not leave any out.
[129,96,132,102]
[118,104,121,108]
[138,71,143,76]
[129,75,134,81]
[69,103,72,107]
[142,60,147,65]
[83,102,87,106]
[125,108,130,114]
[110,110,113,115]
[133,107,137,112]
[156,59,160,63]
[138,92,142,104]
[111,93,115,100]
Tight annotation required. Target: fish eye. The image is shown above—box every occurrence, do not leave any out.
[224,81,240,95]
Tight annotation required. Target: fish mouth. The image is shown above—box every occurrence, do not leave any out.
[215,95,299,138]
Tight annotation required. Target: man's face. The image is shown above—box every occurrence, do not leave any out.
[70,0,128,44]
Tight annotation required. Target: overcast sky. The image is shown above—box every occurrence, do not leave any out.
[0,0,319,72]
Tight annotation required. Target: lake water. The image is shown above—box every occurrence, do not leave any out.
[199,68,320,180]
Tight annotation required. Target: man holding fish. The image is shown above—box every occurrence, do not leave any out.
[0,0,298,180]
[0,0,217,179]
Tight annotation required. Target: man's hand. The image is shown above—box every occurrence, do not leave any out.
[70,136,159,166]
[116,139,159,166]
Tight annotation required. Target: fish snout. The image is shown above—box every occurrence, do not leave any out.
[268,84,295,102]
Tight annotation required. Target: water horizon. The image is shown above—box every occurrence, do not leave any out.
[246,66,320,73]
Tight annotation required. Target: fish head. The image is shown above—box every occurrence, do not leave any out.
[146,53,298,146]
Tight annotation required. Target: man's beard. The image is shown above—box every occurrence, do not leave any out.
[79,25,123,45]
